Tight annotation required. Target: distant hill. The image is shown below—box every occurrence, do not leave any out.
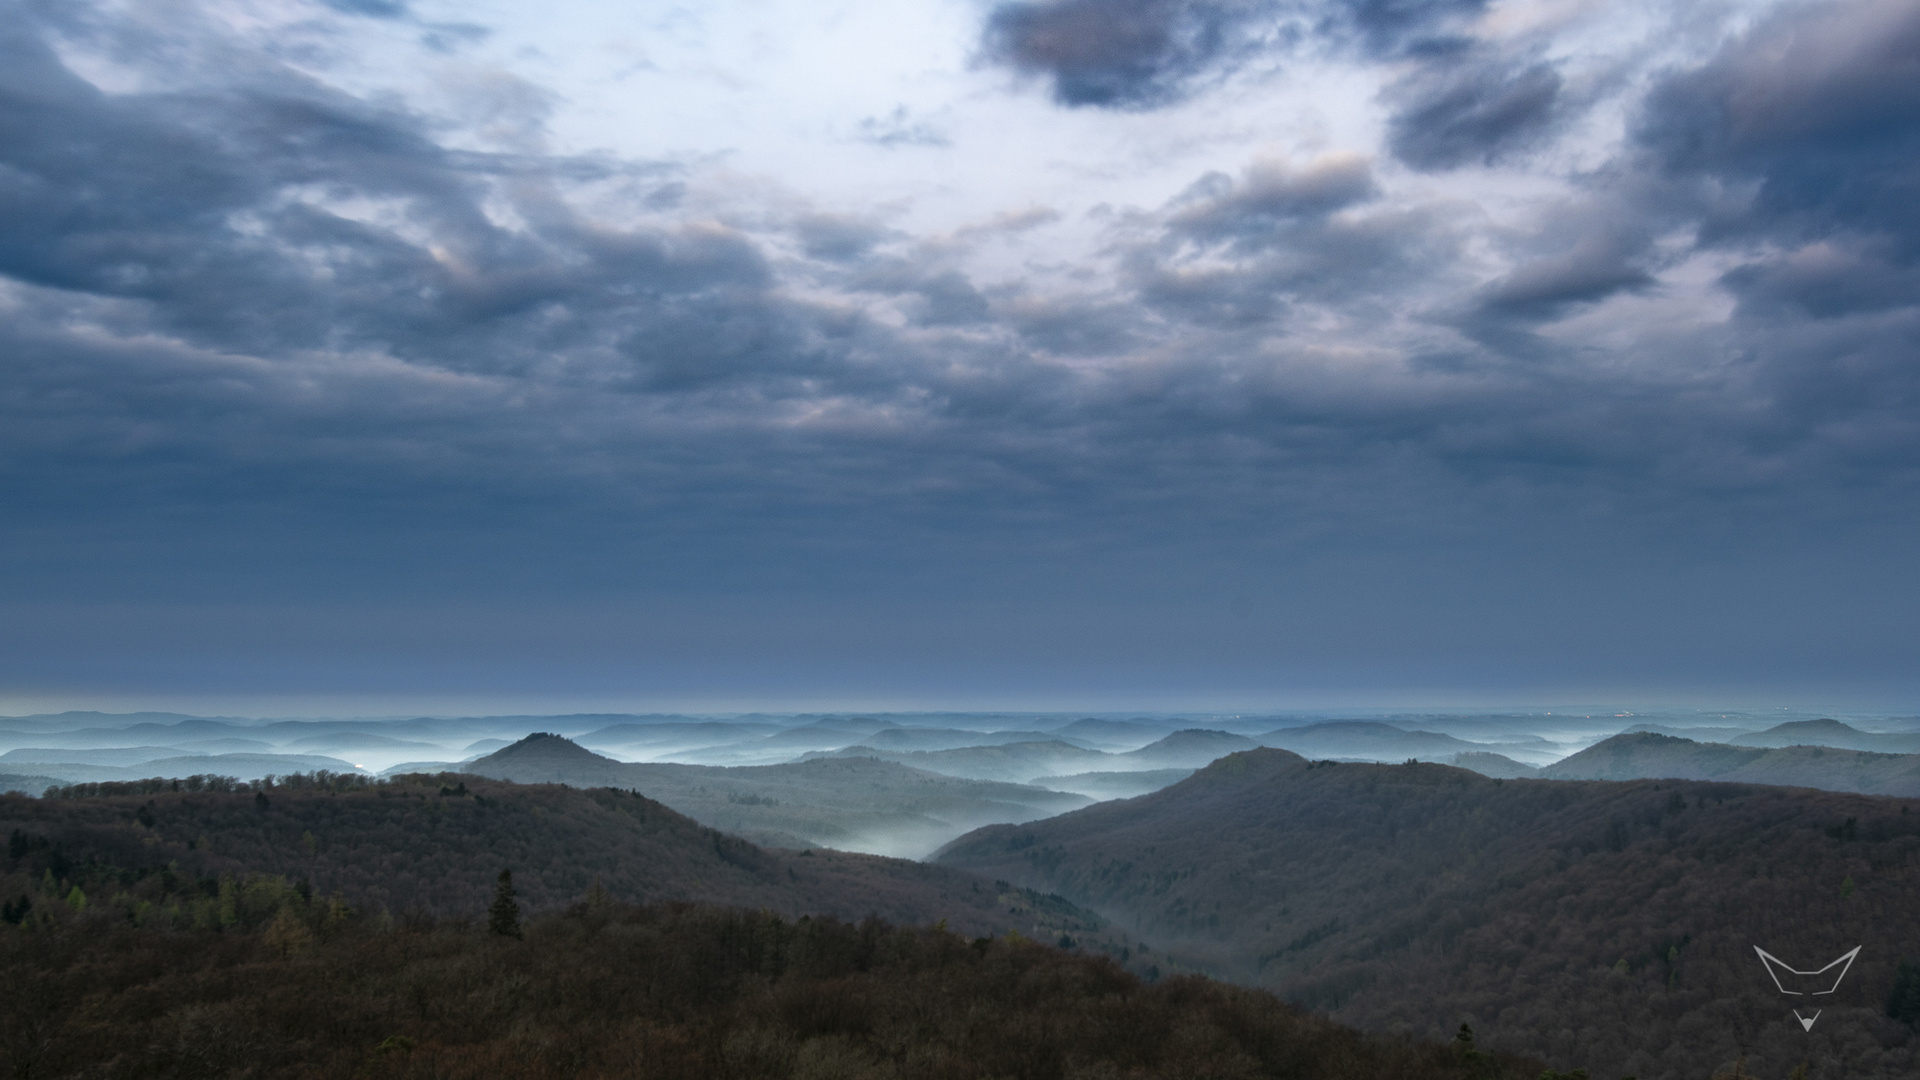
[1731,718,1920,753]
[0,717,251,748]
[1030,769,1196,800]
[1625,723,1752,742]
[859,727,1070,752]
[1047,717,1175,750]
[0,710,247,733]
[811,730,1260,786]
[0,773,61,796]
[9,752,367,785]
[1126,729,1260,768]
[466,734,1091,857]
[811,740,1117,784]
[936,748,1920,1080]
[1443,751,1539,779]
[1,746,211,767]
[1541,732,1920,795]
[1,770,1105,942]
[574,720,784,752]
[286,732,446,754]
[1254,721,1483,762]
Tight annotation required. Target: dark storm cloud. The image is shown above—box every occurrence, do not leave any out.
[6,0,1920,702]
[0,4,893,411]
[0,0,962,576]
[1469,231,1655,329]
[1626,0,1920,452]
[1119,154,1462,328]
[1338,0,1483,54]
[980,0,1268,108]
[980,0,1487,108]
[1385,54,1564,170]
[1638,0,1920,289]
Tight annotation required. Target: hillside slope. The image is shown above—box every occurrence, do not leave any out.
[0,770,1104,942]
[465,734,1090,857]
[1543,732,1920,796]
[936,748,1920,1080]
[0,899,1549,1080]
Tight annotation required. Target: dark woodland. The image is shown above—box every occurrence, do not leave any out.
[0,893,1555,1080]
[0,769,1103,942]
[937,749,1920,1079]
[0,771,1560,1080]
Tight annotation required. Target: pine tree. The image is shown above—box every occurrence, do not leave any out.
[489,868,522,939]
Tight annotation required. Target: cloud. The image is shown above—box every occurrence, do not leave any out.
[323,0,409,18]
[1624,0,1920,455]
[980,0,1492,109]
[5,0,1920,699]
[857,106,951,147]
[1637,0,1920,264]
[1385,54,1564,170]
[980,0,1275,108]
[1113,153,1466,329]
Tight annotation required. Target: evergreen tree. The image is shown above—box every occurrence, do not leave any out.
[488,868,522,939]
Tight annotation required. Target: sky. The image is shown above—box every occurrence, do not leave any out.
[2,0,1918,715]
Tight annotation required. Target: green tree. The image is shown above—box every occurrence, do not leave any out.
[489,869,522,939]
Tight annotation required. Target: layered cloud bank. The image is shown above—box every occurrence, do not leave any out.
[2,0,1917,704]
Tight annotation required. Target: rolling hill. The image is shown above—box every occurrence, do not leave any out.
[812,730,1260,786]
[1443,751,1539,779]
[464,733,1091,857]
[1731,718,1920,754]
[1029,769,1198,800]
[1542,732,1920,796]
[1047,717,1177,750]
[1254,721,1486,762]
[1,769,1104,942]
[4,752,369,785]
[936,748,1920,1080]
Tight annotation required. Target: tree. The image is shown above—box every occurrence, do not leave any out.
[1889,959,1920,1027]
[489,869,522,939]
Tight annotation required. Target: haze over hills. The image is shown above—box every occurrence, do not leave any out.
[465,733,1094,857]
[1731,718,1920,754]
[1540,732,1920,796]
[12,706,1920,802]
[1254,721,1488,761]
[805,730,1266,785]
[936,748,1920,1080]
[0,753,367,787]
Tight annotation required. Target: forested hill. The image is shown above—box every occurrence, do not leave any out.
[1541,731,1920,795]
[936,748,1920,1080]
[0,770,1104,942]
[0,898,1550,1080]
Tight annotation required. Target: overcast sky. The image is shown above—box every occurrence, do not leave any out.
[3,0,1917,714]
